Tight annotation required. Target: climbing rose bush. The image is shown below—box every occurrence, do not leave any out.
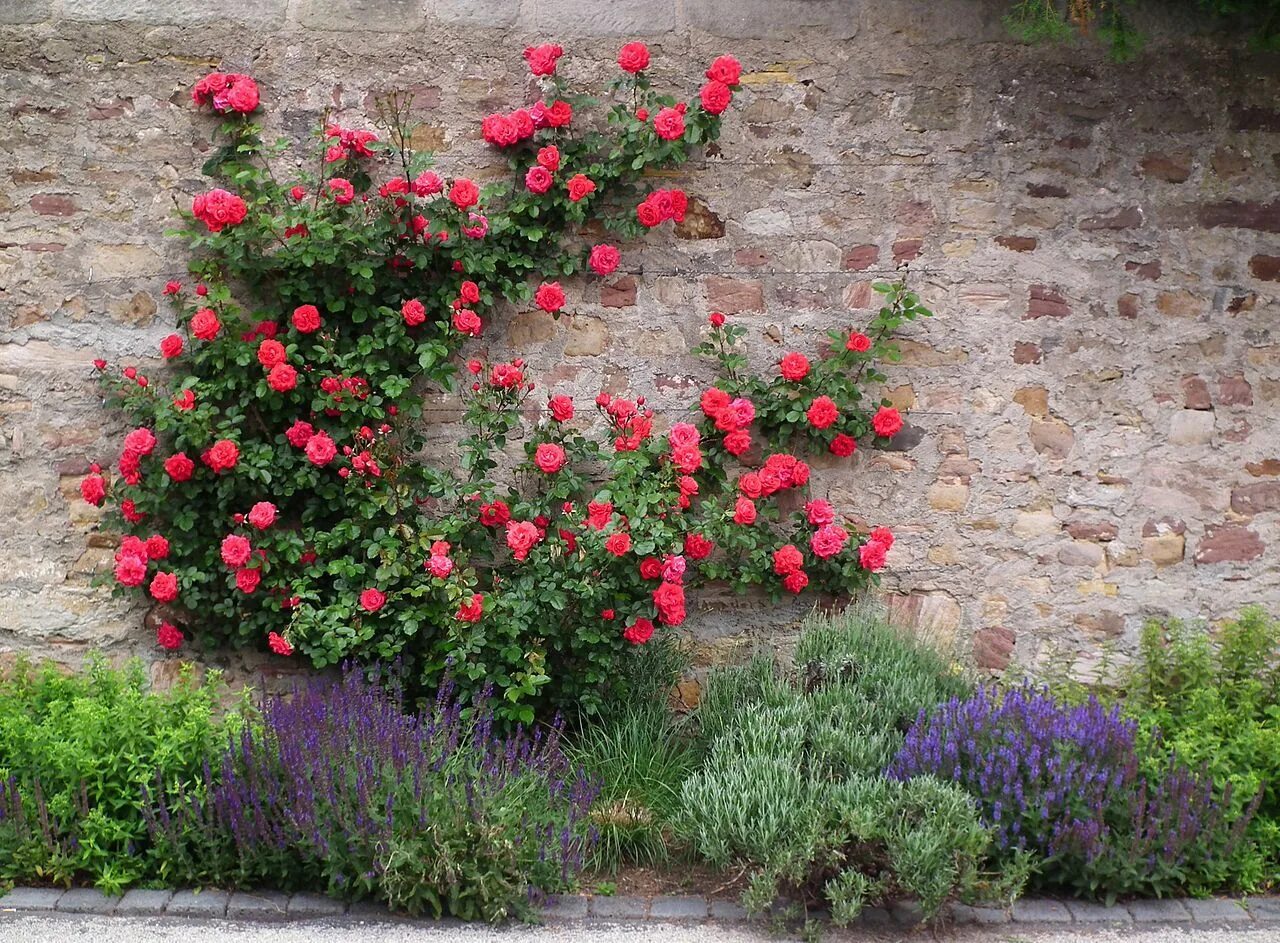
[82,44,930,722]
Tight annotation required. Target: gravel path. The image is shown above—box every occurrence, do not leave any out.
[4,915,1280,943]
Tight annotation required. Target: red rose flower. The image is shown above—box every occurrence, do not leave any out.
[191,307,221,341]
[566,173,596,202]
[173,389,196,411]
[449,178,480,209]
[402,298,426,326]
[638,556,662,580]
[782,570,809,594]
[247,501,277,530]
[452,309,482,336]
[164,453,194,482]
[548,394,574,422]
[587,500,614,530]
[705,55,743,85]
[479,500,511,527]
[545,99,572,127]
[847,331,872,352]
[157,621,184,651]
[709,311,726,327]
[652,581,686,626]
[456,593,484,623]
[617,41,650,73]
[537,146,560,171]
[235,567,261,594]
[80,473,107,505]
[535,442,566,474]
[699,80,732,115]
[124,427,157,456]
[121,499,144,523]
[204,439,239,473]
[636,199,662,228]
[191,188,247,232]
[700,387,731,418]
[150,571,179,603]
[733,496,757,525]
[305,431,337,466]
[285,420,315,448]
[460,281,481,304]
[738,472,763,499]
[589,244,620,276]
[872,406,903,438]
[268,631,294,656]
[810,524,849,559]
[653,107,685,141]
[869,526,895,550]
[623,617,655,645]
[829,433,856,457]
[604,532,632,556]
[506,520,541,561]
[772,543,804,576]
[535,282,566,313]
[267,363,298,392]
[525,165,553,194]
[684,532,713,560]
[806,395,839,430]
[292,304,322,333]
[523,42,564,76]
[780,352,810,382]
[221,534,252,568]
[327,178,355,204]
[359,588,386,612]
[257,338,286,369]
[160,334,183,359]
[145,535,169,559]
[723,429,752,456]
[805,499,835,526]
[114,553,147,587]
[859,540,888,572]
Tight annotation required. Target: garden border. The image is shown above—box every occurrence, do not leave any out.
[1,887,1277,928]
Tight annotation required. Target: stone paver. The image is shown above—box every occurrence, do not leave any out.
[1128,898,1192,922]
[951,903,1011,925]
[1185,897,1253,924]
[1067,900,1132,924]
[165,889,230,918]
[543,895,590,919]
[648,896,709,920]
[0,888,65,911]
[227,890,291,920]
[287,893,346,918]
[55,888,121,915]
[115,889,173,917]
[590,895,649,919]
[1248,897,1280,922]
[708,899,748,920]
[1012,898,1073,923]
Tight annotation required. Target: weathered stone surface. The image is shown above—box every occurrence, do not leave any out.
[972,625,1014,670]
[64,0,285,23]
[1026,285,1070,319]
[1168,410,1214,446]
[1080,206,1143,230]
[1195,525,1265,564]
[1231,482,1280,516]
[705,277,763,313]
[1250,254,1280,281]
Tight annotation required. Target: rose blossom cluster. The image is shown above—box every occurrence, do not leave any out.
[636,188,689,228]
[191,72,259,114]
[191,188,247,233]
[325,125,379,163]
[481,100,572,146]
[596,392,654,453]
[700,387,757,456]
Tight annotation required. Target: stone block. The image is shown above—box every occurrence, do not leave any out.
[1143,533,1185,566]
[1185,898,1250,924]
[686,0,859,38]
[0,0,51,22]
[1127,899,1191,922]
[63,0,286,23]
[1169,410,1214,446]
[1011,899,1073,923]
[166,889,230,918]
[0,887,65,911]
[564,317,608,356]
[1194,525,1264,564]
[709,899,749,920]
[116,889,173,916]
[543,895,590,919]
[434,0,519,26]
[55,888,120,915]
[287,893,346,918]
[590,895,648,918]
[297,0,424,30]
[1068,901,1132,924]
[529,0,676,36]
[649,896,709,919]
[227,890,291,920]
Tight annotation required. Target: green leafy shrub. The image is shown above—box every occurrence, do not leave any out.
[0,657,232,894]
[1123,606,1280,889]
[675,608,1024,923]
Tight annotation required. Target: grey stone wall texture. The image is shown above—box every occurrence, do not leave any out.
[1,0,1279,687]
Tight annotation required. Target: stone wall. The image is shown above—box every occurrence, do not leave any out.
[2,0,1278,683]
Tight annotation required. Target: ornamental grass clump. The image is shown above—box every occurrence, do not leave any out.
[145,668,597,921]
[888,684,1259,902]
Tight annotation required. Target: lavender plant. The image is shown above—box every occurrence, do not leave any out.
[145,669,598,920]
[887,685,1259,902]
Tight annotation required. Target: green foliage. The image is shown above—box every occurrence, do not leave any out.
[0,657,232,893]
[1123,606,1280,889]
[1004,0,1280,60]
[675,608,1021,923]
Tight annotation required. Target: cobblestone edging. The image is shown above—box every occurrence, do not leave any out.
[2,886,1280,928]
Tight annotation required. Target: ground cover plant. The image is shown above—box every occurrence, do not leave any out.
[673,608,1026,926]
[81,43,928,725]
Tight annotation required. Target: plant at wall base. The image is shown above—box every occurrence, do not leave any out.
[80,44,929,723]
[675,609,1024,926]
[1003,0,1280,61]
[145,668,597,920]
[0,657,231,894]
[888,684,1261,902]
